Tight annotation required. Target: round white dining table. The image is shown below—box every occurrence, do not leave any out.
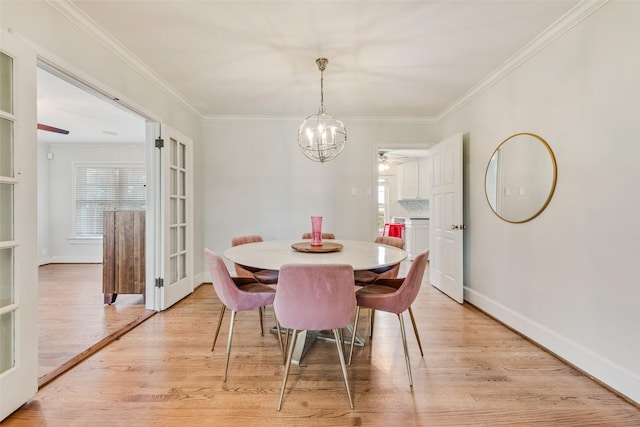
[223,239,408,365]
[223,239,407,272]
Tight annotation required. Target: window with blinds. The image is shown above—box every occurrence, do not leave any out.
[75,164,146,237]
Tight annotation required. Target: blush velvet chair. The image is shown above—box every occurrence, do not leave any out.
[301,232,336,240]
[205,249,283,381]
[348,250,429,386]
[231,235,279,284]
[274,263,356,411]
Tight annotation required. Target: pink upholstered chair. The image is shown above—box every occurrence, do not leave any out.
[353,235,405,285]
[231,235,279,284]
[348,250,429,386]
[274,263,356,411]
[301,232,336,240]
[205,249,283,381]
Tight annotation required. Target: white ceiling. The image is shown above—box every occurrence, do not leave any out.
[37,0,581,144]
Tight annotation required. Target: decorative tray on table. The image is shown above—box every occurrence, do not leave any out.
[291,241,344,253]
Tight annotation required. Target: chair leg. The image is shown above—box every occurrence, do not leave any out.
[278,329,298,411]
[333,329,354,410]
[259,306,264,336]
[211,305,226,351]
[369,309,376,338]
[398,312,413,387]
[348,306,361,365]
[274,315,284,358]
[223,310,237,382]
[407,306,424,356]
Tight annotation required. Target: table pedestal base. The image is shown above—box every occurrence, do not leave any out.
[272,326,364,365]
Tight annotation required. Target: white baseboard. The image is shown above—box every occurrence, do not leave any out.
[464,287,639,405]
[193,272,206,288]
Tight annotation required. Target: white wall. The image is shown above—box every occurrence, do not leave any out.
[440,1,640,403]
[202,117,438,257]
[38,143,145,264]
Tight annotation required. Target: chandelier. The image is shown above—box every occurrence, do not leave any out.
[297,58,347,162]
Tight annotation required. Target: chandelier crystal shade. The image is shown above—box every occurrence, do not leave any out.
[297,58,347,163]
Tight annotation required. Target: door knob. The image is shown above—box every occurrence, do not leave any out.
[450,224,467,230]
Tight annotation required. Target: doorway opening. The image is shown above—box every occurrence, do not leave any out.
[376,148,431,259]
[36,64,155,386]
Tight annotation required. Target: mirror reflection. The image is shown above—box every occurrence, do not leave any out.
[485,133,557,223]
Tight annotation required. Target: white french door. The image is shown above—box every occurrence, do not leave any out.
[155,125,193,310]
[429,133,464,303]
[0,30,38,421]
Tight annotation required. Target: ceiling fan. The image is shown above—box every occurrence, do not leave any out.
[378,150,406,171]
[37,123,70,135]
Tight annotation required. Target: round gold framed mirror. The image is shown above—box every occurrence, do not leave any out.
[485,133,557,223]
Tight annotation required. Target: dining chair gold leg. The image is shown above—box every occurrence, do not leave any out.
[274,315,284,357]
[333,329,354,409]
[348,306,361,365]
[224,310,238,382]
[278,329,298,411]
[282,328,290,365]
[398,312,413,387]
[259,306,264,336]
[408,306,424,356]
[369,309,376,338]
[211,305,226,351]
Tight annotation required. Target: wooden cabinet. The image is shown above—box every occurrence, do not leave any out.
[103,210,145,304]
[400,157,430,199]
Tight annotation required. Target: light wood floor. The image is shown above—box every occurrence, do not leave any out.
[37,263,155,385]
[7,263,639,426]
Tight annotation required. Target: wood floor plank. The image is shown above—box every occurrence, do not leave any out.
[6,263,639,426]
[37,263,154,384]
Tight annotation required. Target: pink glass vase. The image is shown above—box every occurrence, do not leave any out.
[310,216,323,246]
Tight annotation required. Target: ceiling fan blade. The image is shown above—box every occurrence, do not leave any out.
[37,123,70,135]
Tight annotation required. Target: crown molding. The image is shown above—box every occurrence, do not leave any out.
[202,114,439,125]
[44,0,203,119]
[436,0,609,122]
[45,0,608,125]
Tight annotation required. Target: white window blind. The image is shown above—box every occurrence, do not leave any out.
[75,164,146,237]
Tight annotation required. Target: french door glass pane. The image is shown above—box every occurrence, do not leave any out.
[0,52,12,113]
[170,138,177,167]
[170,198,177,224]
[179,253,186,280]
[0,311,16,374]
[170,169,176,195]
[0,184,13,241]
[170,256,177,283]
[179,225,185,251]
[0,248,13,308]
[0,311,15,374]
[170,226,177,253]
[0,117,13,177]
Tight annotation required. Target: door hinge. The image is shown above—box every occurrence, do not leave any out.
[155,278,164,288]
[155,137,164,149]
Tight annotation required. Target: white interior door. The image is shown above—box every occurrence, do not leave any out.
[0,30,38,421]
[429,133,464,303]
[156,125,193,310]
